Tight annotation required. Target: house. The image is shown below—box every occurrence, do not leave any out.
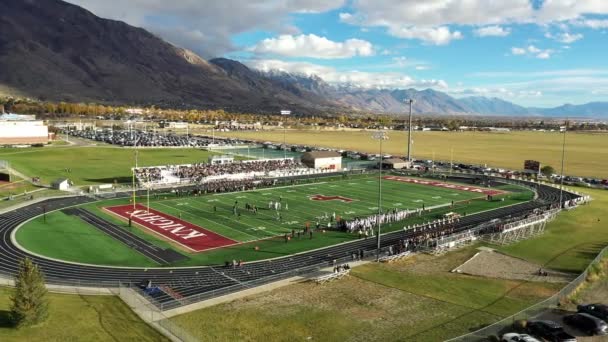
[51,178,71,191]
[300,151,342,170]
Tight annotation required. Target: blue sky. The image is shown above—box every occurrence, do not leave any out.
[69,0,608,107]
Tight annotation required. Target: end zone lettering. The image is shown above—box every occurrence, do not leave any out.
[105,204,237,252]
[126,210,205,240]
[382,176,506,196]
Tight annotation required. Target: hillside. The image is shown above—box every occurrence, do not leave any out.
[0,0,606,117]
[0,0,336,114]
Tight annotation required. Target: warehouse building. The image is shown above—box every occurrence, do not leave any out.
[300,151,342,170]
[0,114,49,145]
[381,158,410,169]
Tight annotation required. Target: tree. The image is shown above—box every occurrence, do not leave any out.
[10,257,49,328]
[540,165,555,178]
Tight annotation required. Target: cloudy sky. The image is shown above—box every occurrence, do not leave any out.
[68,0,608,107]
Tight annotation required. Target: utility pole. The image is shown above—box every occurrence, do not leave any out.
[372,131,389,261]
[558,120,568,209]
[406,99,414,161]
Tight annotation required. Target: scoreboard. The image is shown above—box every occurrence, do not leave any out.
[524,160,540,172]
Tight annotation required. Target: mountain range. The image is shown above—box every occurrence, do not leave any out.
[1,0,607,118]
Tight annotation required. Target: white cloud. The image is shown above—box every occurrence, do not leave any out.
[511,47,526,55]
[572,18,608,29]
[387,26,463,45]
[536,1,608,23]
[536,51,552,59]
[340,0,531,44]
[66,0,346,57]
[248,59,447,89]
[510,45,553,59]
[415,65,430,70]
[341,0,608,46]
[474,26,511,37]
[250,34,374,59]
[545,32,583,43]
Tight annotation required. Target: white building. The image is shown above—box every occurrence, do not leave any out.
[51,178,71,191]
[301,151,342,170]
[0,114,49,145]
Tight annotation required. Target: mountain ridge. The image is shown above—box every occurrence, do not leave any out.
[0,0,606,118]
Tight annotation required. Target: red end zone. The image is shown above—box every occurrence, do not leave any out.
[104,204,237,252]
[383,176,506,196]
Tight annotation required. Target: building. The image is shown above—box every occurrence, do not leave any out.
[208,155,234,164]
[300,151,342,170]
[381,158,410,169]
[51,178,71,191]
[0,114,49,145]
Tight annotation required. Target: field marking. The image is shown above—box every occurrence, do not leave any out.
[154,202,262,241]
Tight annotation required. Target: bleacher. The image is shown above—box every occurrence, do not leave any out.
[313,269,351,284]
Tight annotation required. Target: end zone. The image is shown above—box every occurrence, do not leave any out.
[104,204,237,252]
[383,176,506,196]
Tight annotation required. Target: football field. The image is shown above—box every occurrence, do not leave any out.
[16,174,527,267]
[139,175,496,244]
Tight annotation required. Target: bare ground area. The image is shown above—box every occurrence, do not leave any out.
[452,249,576,283]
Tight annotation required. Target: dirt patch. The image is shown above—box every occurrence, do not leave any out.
[452,250,575,283]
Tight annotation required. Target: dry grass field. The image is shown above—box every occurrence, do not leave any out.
[219,129,608,178]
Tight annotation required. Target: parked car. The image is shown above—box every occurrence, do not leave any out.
[564,313,608,336]
[501,332,541,342]
[526,320,577,341]
[577,303,608,321]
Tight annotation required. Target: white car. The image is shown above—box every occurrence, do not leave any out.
[501,333,541,342]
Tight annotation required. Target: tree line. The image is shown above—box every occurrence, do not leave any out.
[2,97,606,131]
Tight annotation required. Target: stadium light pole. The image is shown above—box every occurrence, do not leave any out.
[372,130,389,261]
[558,120,568,209]
[132,150,138,210]
[405,99,414,161]
[280,110,291,159]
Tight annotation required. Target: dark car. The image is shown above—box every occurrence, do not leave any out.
[526,320,577,342]
[577,303,608,321]
[563,313,608,336]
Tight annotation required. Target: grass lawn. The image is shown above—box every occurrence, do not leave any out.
[0,287,167,342]
[218,129,608,178]
[15,176,530,267]
[497,187,608,273]
[170,246,561,342]
[0,146,218,185]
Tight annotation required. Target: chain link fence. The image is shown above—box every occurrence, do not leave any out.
[446,245,608,341]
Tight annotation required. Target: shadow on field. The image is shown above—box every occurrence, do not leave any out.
[84,177,131,184]
[0,309,13,328]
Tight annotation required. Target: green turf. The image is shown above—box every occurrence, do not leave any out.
[16,175,532,267]
[0,287,167,342]
[497,187,608,273]
[0,146,221,185]
[15,212,154,267]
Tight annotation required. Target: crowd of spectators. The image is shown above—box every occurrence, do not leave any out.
[176,159,301,182]
[135,159,303,185]
[65,129,242,147]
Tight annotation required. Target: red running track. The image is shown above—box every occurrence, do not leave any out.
[104,204,237,252]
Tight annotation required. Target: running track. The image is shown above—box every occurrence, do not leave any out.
[0,177,580,310]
